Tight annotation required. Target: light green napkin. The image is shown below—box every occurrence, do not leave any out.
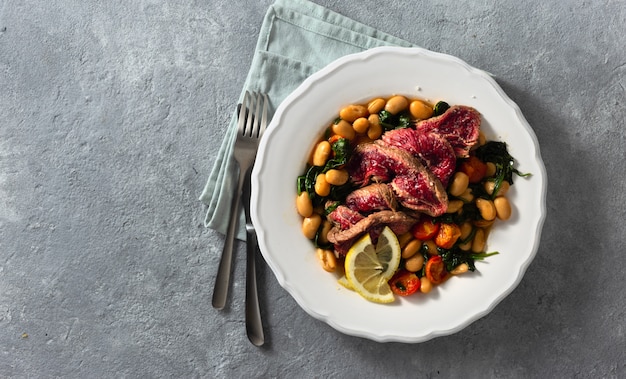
[199,0,414,240]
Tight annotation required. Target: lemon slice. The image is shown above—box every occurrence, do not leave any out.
[344,226,401,303]
[337,275,354,291]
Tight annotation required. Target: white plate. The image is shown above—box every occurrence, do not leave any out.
[250,46,547,343]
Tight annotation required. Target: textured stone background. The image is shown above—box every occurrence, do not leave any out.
[1,0,625,377]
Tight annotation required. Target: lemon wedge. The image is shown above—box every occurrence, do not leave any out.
[344,226,401,303]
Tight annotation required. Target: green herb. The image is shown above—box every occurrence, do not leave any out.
[459,227,477,245]
[314,226,333,249]
[323,138,351,172]
[398,114,411,128]
[432,101,450,117]
[467,180,490,200]
[469,251,499,260]
[297,165,322,198]
[324,127,332,140]
[439,249,477,271]
[434,202,480,225]
[324,201,340,216]
[328,182,353,201]
[474,141,531,199]
[439,249,499,272]
[378,110,411,131]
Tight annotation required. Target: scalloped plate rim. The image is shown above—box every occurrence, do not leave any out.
[250,46,547,343]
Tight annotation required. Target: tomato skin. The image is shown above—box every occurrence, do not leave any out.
[434,223,462,249]
[327,134,343,145]
[425,256,447,285]
[411,218,440,241]
[459,156,487,183]
[389,270,421,296]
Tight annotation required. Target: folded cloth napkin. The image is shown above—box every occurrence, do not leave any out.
[199,0,414,240]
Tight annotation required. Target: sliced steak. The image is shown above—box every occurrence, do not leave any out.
[331,240,354,257]
[391,175,448,216]
[347,143,448,216]
[346,143,392,186]
[347,143,420,184]
[381,128,456,186]
[326,204,365,230]
[414,105,481,158]
[327,210,417,256]
[345,183,397,213]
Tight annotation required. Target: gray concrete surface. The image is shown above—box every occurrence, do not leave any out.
[1,0,625,377]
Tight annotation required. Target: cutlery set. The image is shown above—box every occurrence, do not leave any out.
[212,91,268,346]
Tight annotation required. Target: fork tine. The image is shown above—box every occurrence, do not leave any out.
[245,91,255,137]
[250,91,261,138]
[247,92,256,138]
[250,91,262,138]
[238,91,250,136]
[259,93,268,137]
[240,91,267,138]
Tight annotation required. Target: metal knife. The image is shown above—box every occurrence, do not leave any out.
[242,168,264,346]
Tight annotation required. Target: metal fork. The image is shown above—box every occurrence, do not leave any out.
[212,91,267,344]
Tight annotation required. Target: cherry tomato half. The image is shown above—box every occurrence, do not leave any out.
[411,218,440,241]
[389,270,420,296]
[434,223,462,249]
[327,134,343,145]
[459,156,487,184]
[425,255,448,285]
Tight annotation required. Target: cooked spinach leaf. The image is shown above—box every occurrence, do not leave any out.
[434,202,481,225]
[314,226,333,249]
[329,182,353,201]
[297,165,322,198]
[379,110,411,131]
[474,141,530,199]
[324,201,340,216]
[323,138,351,172]
[439,248,499,272]
[439,249,477,272]
[432,101,450,117]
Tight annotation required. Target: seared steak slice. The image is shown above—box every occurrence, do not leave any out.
[345,183,397,213]
[331,240,354,256]
[414,105,481,158]
[381,129,456,186]
[347,143,448,216]
[327,209,417,255]
[391,175,448,216]
[347,143,416,185]
[326,204,365,230]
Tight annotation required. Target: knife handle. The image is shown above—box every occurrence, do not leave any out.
[212,175,244,310]
[245,228,264,346]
